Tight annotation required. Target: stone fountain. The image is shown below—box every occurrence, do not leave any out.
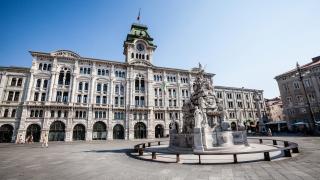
[169,63,248,153]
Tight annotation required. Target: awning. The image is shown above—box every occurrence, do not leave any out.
[265,121,287,125]
[293,122,308,126]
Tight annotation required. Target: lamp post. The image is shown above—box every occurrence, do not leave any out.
[296,62,316,132]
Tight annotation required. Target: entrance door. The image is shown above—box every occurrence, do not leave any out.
[155,124,164,138]
[93,122,107,140]
[26,124,41,142]
[0,124,13,143]
[134,122,146,139]
[49,121,65,141]
[113,124,124,139]
[73,124,85,141]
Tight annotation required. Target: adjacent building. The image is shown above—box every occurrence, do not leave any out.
[265,97,284,121]
[0,23,266,143]
[275,56,320,131]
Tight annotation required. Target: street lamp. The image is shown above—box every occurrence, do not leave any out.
[296,62,316,132]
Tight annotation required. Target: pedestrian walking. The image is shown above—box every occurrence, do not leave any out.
[42,132,48,148]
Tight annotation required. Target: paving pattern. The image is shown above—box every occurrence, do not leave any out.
[0,136,319,180]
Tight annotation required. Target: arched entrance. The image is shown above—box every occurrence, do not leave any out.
[113,124,124,139]
[26,124,41,142]
[134,122,146,139]
[169,122,179,132]
[231,122,237,131]
[155,124,164,138]
[73,124,86,141]
[93,121,107,140]
[0,124,13,143]
[49,121,65,141]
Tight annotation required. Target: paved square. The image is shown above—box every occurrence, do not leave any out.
[0,137,320,180]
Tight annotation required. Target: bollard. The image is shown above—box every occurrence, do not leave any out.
[273,140,277,145]
[148,142,151,147]
[152,152,156,160]
[283,149,291,157]
[264,152,271,161]
[233,154,238,163]
[158,141,161,145]
[259,139,263,144]
[198,155,201,164]
[292,147,299,153]
[176,154,180,163]
[284,141,289,147]
[138,148,144,156]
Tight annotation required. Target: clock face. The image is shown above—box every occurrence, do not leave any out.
[136,43,145,52]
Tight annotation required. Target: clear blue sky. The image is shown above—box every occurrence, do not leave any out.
[1,0,320,98]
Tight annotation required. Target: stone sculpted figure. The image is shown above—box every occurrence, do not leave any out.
[194,106,202,128]
[198,97,208,127]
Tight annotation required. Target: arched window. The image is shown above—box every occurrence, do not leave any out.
[120,85,124,95]
[43,64,47,70]
[139,54,142,59]
[97,69,101,75]
[160,75,162,81]
[39,110,43,117]
[38,63,42,70]
[131,53,134,58]
[142,54,145,59]
[106,70,109,76]
[58,110,61,118]
[122,72,125,78]
[87,68,91,74]
[35,110,39,117]
[97,83,101,92]
[58,70,64,85]
[157,75,159,81]
[79,82,83,91]
[65,71,71,85]
[48,64,52,71]
[83,111,86,118]
[115,71,119,77]
[36,79,41,88]
[30,110,34,117]
[79,111,83,118]
[115,85,119,94]
[11,78,16,86]
[80,67,83,74]
[154,75,156,81]
[146,55,149,60]
[84,68,87,74]
[102,69,105,76]
[136,53,138,58]
[103,84,108,93]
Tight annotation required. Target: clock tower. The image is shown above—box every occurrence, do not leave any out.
[123,23,157,66]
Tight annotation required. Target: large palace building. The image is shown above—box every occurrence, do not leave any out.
[0,23,265,142]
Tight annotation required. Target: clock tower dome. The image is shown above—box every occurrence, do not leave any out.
[123,23,157,66]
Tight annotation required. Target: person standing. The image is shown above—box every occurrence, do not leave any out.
[41,132,48,148]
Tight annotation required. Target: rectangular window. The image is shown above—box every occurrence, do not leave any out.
[11,109,16,118]
[96,96,101,104]
[103,96,107,104]
[120,97,124,106]
[85,83,89,91]
[13,92,20,101]
[62,92,68,103]
[155,99,158,106]
[293,82,300,89]
[77,95,81,103]
[34,92,39,101]
[51,110,55,118]
[115,97,119,106]
[41,93,46,101]
[228,101,233,108]
[83,95,88,103]
[7,91,14,101]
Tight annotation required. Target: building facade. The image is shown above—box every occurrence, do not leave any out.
[215,86,266,128]
[275,56,320,131]
[0,23,266,143]
[265,97,285,121]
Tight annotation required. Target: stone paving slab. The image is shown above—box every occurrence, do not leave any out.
[0,137,319,180]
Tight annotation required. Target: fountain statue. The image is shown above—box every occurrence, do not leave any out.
[169,63,248,152]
